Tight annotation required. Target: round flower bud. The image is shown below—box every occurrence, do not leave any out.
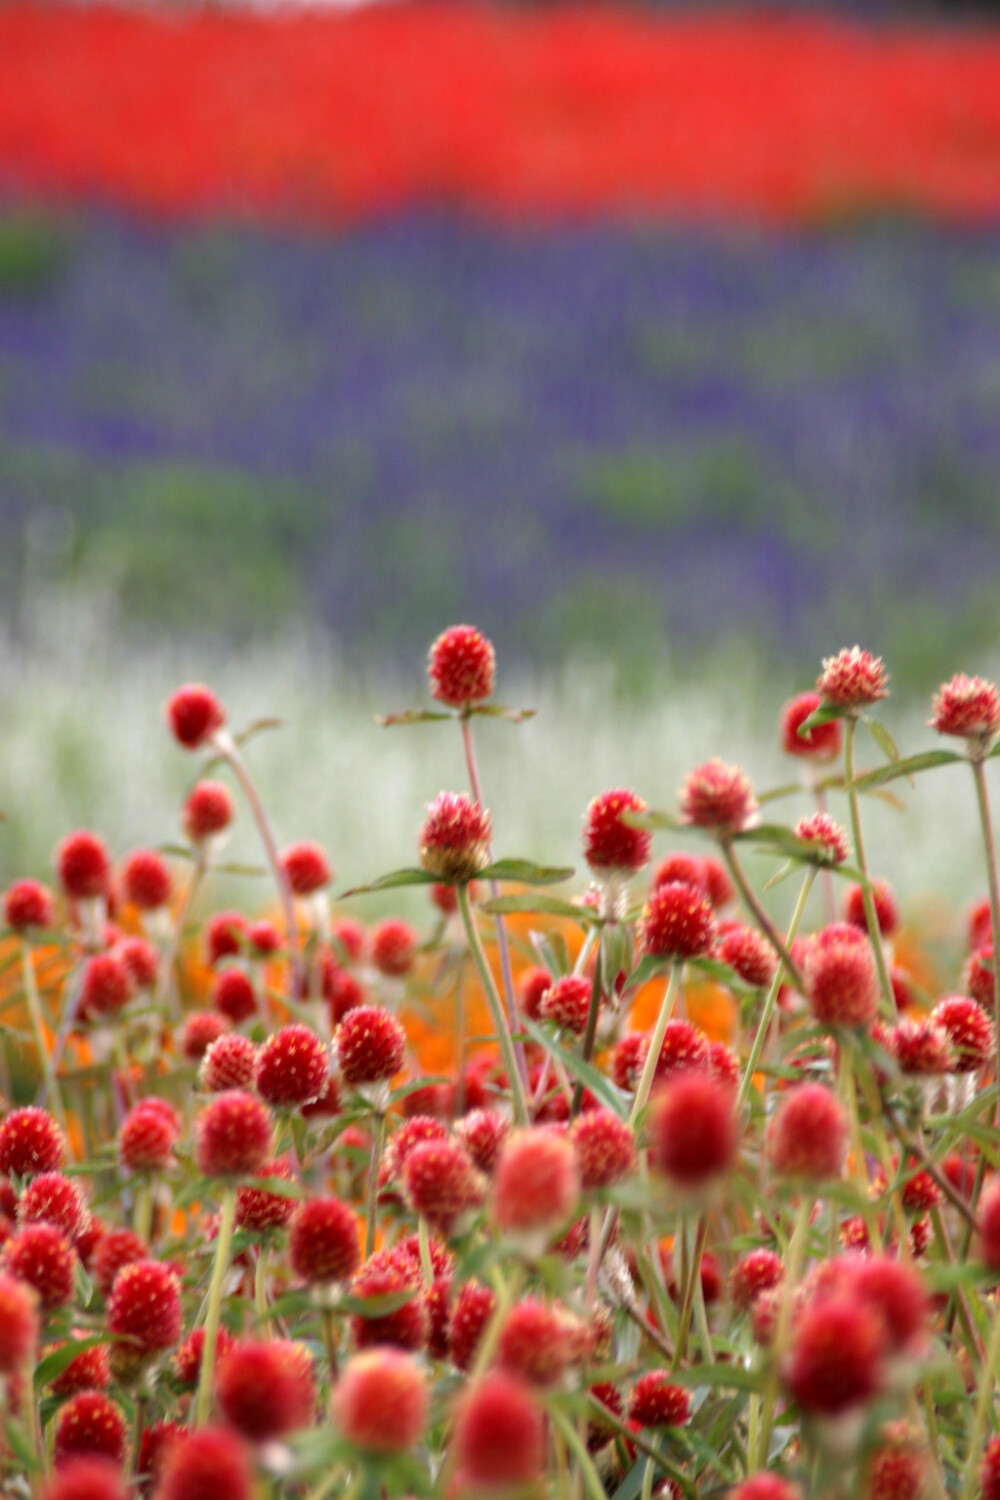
[54,1391,127,1467]
[93,1228,146,1297]
[978,1179,1000,1271]
[195,1091,272,1178]
[183,782,235,845]
[982,1435,1000,1500]
[115,937,159,991]
[235,1158,296,1233]
[844,879,899,938]
[651,1072,738,1189]
[118,1101,179,1174]
[731,1248,783,1311]
[889,1018,951,1076]
[640,881,716,960]
[403,1139,483,1236]
[4,878,56,932]
[204,911,249,967]
[781,691,842,760]
[49,1339,111,1397]
[199,1034,257,1093]
[455,1110,510,1175]
[931,995,994,1072]
[805,923,879,1030]
[851,1255,930,1357]
[120,850,171,912]
[254,1024,329,1109]
[653,1020,710,1084]
[18,1171,87,1240]
[569,1109,636,1190]
[767,1085,848,1182]
[289,1196,360,1285]
[628,1373,691,1428]
[107,1260,181,1360]
[210,969,257,1025]
[388,1116,450,1176]
[216,1338,315,1440]
[0,1269,38,1373]
[498,1298,577,1386]
[164,684,226,751]
[179,1011,228,1061]
[173,1326,234,1389]
[726,1479,802,1500]
[337,1006,406,1087]
[155,1426,252,1500]
[281,842,332,897]
[79,953,133,1021]
[493,1129,580,1241]
[794,812,850,866]
[428,625,496,708]
[539,974,593,1035]
[716,924,777,987]
[136,1421,185,1494]
[41,1459,129,1500]
[449,1280,496,1370]
[966,946,997,1010]
[583,789,652,874]
[334,1348,427,1454]
[2,1222,76,1307]
[454,1372,545,1489]
[349,1258,428,1352]
[816,647,889,710]
[370,918,416,977]
[784,1291,885,1415]
[0,1107,66,1177]
[680,760,758,836]
[56,832,112,902]
[419,792,492,882]
[931,673,1000,744]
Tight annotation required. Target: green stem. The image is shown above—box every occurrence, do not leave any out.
[571,941,604,1120]
[457,882,528,1125]
[133,1179,154,1245]
[736,869,815,1114]
[21,942,68,1138]
[721,840,805,992]
[960,1292,1000,1500]
[550,1406,610,1500]
[756,1196,811,1469]
[843,718,896,1016]
[418,1216,434,1286]
[672,1214,709,1370]
[972,756,1000,1125]
[193,1183,236,1427]
[320,1307,339,1381]
[254,1244,269,1326]
[365,1114,385,1260]
[629,964,682,1127]
[839,1044,880,1250]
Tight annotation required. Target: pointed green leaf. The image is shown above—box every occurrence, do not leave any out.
[375,709,453,727]
[862,715,901,767]
[479,859,574,886]
[624,808,685,833]
[531,930,571,980]
[481,894,591,921]
[623,953,672,994]
[35,1335,118,1387]
[521,1018,628,1119]
[342,868,439,896]
[469,703,537,723]
[798,702,848,733]
[757,783,807,806]
[851,749,962,792]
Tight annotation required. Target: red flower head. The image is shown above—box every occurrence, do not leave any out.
[183,782,235,845]
[816,647,889,710]
[386,1115,449,1176]
[155,1426,252,1500]
[254,1024,329,1109]
[79,954,133,1021]
[195,1091,272,1178]
[370,918,416,977]
[448,1279,496,1370]
[173,1326,234,1389]
[56,831,112,902]
[179,1011,229,1062]
[966,946,997,1010]
[628,1373,691,1428]
[210,970,257,1025]
[4,878,56,932]
[137,1421,186,1495]
[115,937,159,991]
[716,923,777,988]
[107,1260,181,1364]
[851,1255,930,1357]
[982,1435,1000,1500]
[419,792,492,883]
[569,1109,636,1190]
[726,1479,802,1500]
[2,1222,76,1308]
[454,1372,545,1489]
[498,1297,577,1386]
[0,1107,66,1177]
[164,684,226,751]
[41,1459,129,1500]
[492,1129,580,1242]
[731,1248,784,1311]
[654,1018,710,1083]
[969,898,993,954]
[428,625,496,708]
[539,974,593,1035]
[611,1033,649,1091]
[651,1072,738,1189]
[931,673,1000,746]
[249,920,282,956]
[844,879,899,938]
[289,1196,360,1285]
[931,995,994,1072]
[514,967,551,1023]
[18,1171,87,1240]
[862,1425,927,1500]
[583,789,652,875]
[653,853,706,894]
[978,1179,1000,1271]
[349,1257,428,1351]
[784,1291,886,1415]
[216,1338,315,1440]
[281,842,332,897]
[403,1139,484,1236]
[118,1100,179,1174]
[781,691,843,760]
[336,1006,406,1087]
[767,1084,847,1182]
[93,1228,146,1297]
[0,1269,38,1374]
[455,1109,510,1175]
[794,813,850,866]
[49,1338,111,1398]
[54,1391,127,1467]
[680,760,758,836]
[199,1034,257,1093]
[641,882,716,961]
[204,911,249,967]
[235,1158,297,1233]
[120,850,171,912]
[334,1349,428,1453]
[889,1018,951,1076]
[805,923,879,1030]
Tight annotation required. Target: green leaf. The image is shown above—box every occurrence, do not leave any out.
[481,894,590,921]
[338,1289,418,1318]
[851,749,962,792]
[625,808,685,833]
[213,862,268,878]
[390,1075,452,1103]
[623,953,672,994]
[479,859,574,886]
[375,709,453,727]
[531,930,571,980]
[521,1018,628,1118]
[600,923,628,984]
[35,1335,117,1387]
[342,868,439,896]
[258,1289,317,1321]
[798,702,848,733]
[757,783,807,806]
[671,1361,766,1393]
[862,715,901,767]
[469,703,537,723]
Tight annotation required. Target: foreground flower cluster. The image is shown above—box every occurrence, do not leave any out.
[2,630,1000,1500]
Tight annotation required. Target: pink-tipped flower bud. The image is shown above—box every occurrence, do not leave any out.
[120,851,171,911]
[583,789,652,875]
[334,1348,428,1453]
[767,1084,848,1182]
[651,1072,738,1189]
[53,1391,127,1467]
[454,1372,545,1489]
[41,1459,129,1500]
[931,995,994,1072]
[106,1259,181,1361]
[210,969,257,1024]
[492,1129,580,1243]
[805,923,879,1029]
[680,760,757,836]
[844,879,899,938]
[289,1196,360,1285]
[419,792,492,882]
[118,1101,179,1174]
[0,1107,66,1177]
[370,918,416,977]
[539,974,593,1035]
[336,1006,406,1087]
[254,1024,329,1109]
[931,673,1000,746]
[428,625,496,708]
[784,1291,886,1415]
[199,1034,257,1092]
[2,1222,76,1308]
[195,1091,271,1178]
[794,812,850,866]
[498,1297,577,1387]
[18,1171,87,1240]
[403,1139,484,1236]
[628,1373,691,1428]
[816,647,889,710]
[216,1339,315,1440]
[569,1109,636,1190]
[155,1426,252,1500]
[640,881,716,960]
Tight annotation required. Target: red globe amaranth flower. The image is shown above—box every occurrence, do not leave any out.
[781,691,842,760]
[611,1033,650,1091]
[56,831,112,902]
[569,1109,636,1190]
[587,1381,624,1451]
[183,782,235,845]
[628,1373,691,1428]
[195,1091,272,1178]
[654,1018,710,1083]
[173,1326,235,1389]
[449,1280,497,1370]
[155,1426,252,1500]
[107,1260,182,1361]
[119,1101,179,1174]
[931,673,1000,745]
[216,1339,315,1440]
[93,1228,146,1297]
[901,1163,941,1214]
[199,1034,257,1093]
[235,1158,296,1233]
[978,1179,1000,1270]
[4,878,56,932]
[49,1339,111,1397]
[931,996,994,1072]
[716,924,777,988]
[969,898,993,954]
[120,850,171,911]
[816,647,889,710]
[321,960,366,1025]
[784,1292,885,1415]
[18,1171,87,1242]
[54,1391,128,1467]
[805,923,879,1030]
[2,1222,76,1308]
[370,917,416,977]
[498,1298,576,1386]
[41,1459,129,1500]
[254,1024,329,1109]
[518,967,554,1022]
[539,974,592,1035]
[493,1129,580,1241]
[403,1139,483,1235]
[844,879,899,938]
[726,1479,802,1500]
[334,1349,428,1453]
[386,1116,449,1179]
[454,1372,545,1489]
[641,881,716,961]
[115,937,159,991]
[707,1040,739,1092]
[794,813,850,866]
[851,1255,930,1356]
[582,789,652,874]
[336,1006,406,1087]
[889,1018,951,1076]
[349,1259,428,1351]
[680,760,758,835]
[731,1248,784,1311]
[0,1110,66,1176]
[428,624,496,708]
[281,842,332,897]
[455,1110,510,1175]
[966,945,997,1010]
[861,1425,927,1500]
[651,1072,737,1189]
[653,853,706,893]
[79,954,133,1020]
[0,1269,38,1373]
[767,1085,847,1182]
[289,1196,360,1285]
[419,792,492,882]
[164,684,226,751]
[982,1435,1000,1500]
[204,911,249,967]
[210,969,257,1024]
[137,1422,186,1495]
[179,1012,229,1061]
